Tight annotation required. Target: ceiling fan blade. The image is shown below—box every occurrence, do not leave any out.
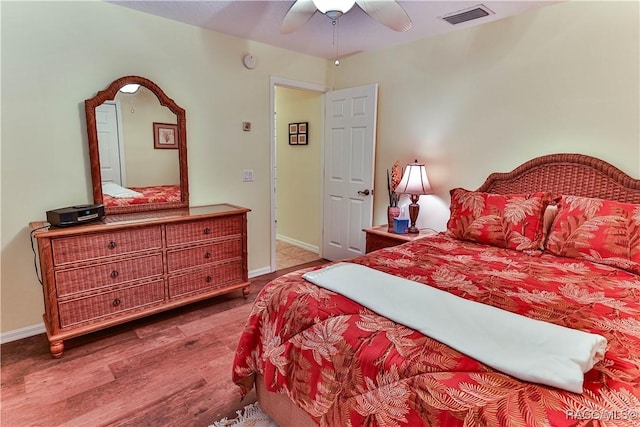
[281,0,318,34]
[355,0,412,32]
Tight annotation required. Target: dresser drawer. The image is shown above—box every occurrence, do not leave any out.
[165,216,242,246]
[166,238,241,272]
[168,261,243,299]
[52,226,162,265]
[55,254,164,297]
[58,280,165,328]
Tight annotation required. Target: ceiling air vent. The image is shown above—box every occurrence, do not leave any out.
[440,4,495,25]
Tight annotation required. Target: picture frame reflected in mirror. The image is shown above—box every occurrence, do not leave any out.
[153,122,178,149]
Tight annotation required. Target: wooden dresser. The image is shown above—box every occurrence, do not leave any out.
[30,204,250,358]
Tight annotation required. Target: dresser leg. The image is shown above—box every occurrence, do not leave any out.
[50,340,64,358]
[242,286,250,298]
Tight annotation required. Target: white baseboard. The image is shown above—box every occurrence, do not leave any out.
[249,266,272,278]
[2,267,273,344]
[1,323,46,344]
[276,234,319,254]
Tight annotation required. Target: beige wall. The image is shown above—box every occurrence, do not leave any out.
[0,0,328,333]
[2,0,638,335]
[275,87,322,249]
[334,0,640,232]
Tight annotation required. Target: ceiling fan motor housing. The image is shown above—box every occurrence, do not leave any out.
[282,0,412,35]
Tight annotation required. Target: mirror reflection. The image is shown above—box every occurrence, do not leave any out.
[97,86,180,206]
[85,75,189,214]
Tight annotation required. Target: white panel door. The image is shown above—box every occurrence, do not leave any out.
[322,84,378,261]
[95,102,124,185]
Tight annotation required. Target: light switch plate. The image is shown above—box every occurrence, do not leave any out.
[243,169,254,182]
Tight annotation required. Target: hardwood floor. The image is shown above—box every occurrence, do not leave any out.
[1,260,327,427]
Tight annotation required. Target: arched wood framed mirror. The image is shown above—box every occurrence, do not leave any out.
[85,75,189,214]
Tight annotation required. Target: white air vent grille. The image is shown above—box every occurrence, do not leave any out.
[440,4,494,25]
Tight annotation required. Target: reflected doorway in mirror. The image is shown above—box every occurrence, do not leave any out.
[153,122,178,149]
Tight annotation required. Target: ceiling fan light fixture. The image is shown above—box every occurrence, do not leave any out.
[313,0,356,19]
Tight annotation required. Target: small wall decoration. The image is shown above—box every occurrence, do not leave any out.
[153,122,178,149]
[288,122,308,145]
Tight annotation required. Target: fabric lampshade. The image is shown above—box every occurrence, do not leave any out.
[396,161,433,196]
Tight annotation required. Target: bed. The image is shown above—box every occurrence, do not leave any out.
[102,184,181,207]
[232,153,640,426]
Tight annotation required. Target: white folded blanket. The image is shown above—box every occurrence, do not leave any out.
[102,182,143,199]
[302,262,607,393]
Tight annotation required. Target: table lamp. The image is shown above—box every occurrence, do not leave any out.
[395,160,433,233]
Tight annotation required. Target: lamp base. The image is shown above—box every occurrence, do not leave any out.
[408,195,420,234]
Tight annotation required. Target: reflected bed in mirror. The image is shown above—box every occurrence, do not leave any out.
[85,76,188,214]
[101,182,181,208]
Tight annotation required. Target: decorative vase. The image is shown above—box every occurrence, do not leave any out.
[387,206,400,231]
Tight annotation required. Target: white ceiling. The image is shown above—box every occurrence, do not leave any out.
[107,1,562,60]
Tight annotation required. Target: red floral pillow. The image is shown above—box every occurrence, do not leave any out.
[447,188,551,251]
[546,195,640,274]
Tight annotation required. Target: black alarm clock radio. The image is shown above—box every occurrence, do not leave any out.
[46,204,106,227]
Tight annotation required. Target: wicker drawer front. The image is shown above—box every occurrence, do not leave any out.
[165,216,242,246]
[166,239,242,272]
[58,280,165,328]
[168,261,243,298]
[52,227,162,265]
[55,254,163,297]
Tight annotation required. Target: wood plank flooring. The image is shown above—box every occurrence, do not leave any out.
[1,260,327,427]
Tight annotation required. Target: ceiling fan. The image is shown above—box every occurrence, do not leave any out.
[281,0,413,34]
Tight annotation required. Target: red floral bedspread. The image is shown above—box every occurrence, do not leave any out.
[103,185,180,207]
[233,234,640,426]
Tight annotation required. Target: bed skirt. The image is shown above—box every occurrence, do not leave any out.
[256,374,317,427]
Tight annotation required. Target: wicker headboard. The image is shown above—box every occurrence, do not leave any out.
[476,153,640,203]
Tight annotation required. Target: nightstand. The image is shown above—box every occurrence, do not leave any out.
[363,225,436,253]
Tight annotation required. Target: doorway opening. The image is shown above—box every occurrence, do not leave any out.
[270,77,326,272]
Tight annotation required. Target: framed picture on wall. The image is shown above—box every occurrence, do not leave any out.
[153,122,178,149]
[288,121,308,146]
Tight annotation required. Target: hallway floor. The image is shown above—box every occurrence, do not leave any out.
[275,240,322,270]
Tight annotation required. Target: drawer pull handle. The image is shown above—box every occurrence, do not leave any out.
[204,227,211,235]
[113,298,121,307]
[205,276,213,283]
[108,241,117,250]
[110,270,119,279]
[204,252,211,259]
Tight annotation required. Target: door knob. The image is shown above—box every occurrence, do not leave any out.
[357,189,371,196]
